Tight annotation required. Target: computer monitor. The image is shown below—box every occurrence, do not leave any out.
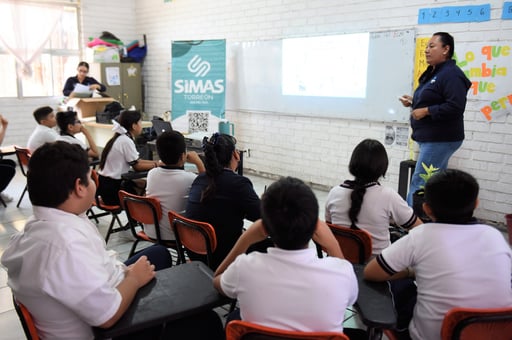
[151,119,173,136]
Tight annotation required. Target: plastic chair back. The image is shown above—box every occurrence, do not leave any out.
[440,306,512,340]
[169,211,217,268]
[226,320,349,340]
[316,223,372,264]
[13,296,39,340]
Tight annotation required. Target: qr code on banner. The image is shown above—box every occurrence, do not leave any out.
[188,110,210,133]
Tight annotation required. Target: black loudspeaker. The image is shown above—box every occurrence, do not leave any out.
[398,160,416,200]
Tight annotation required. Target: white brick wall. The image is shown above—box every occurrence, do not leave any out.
[3,0,511,223]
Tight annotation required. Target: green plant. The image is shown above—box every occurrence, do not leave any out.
[417,162,439,194]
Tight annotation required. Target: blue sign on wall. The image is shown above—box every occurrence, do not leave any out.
[171,40,226,133]
[418,4,491,24]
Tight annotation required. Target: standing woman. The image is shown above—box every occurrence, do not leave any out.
[97,110,157,205]
[400,32,471,206]
[63,61,106,97]
[186,133,261,270]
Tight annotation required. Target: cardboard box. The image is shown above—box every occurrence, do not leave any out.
[66,97,115,119]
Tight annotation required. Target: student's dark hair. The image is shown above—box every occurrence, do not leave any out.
[200,133,237,202]
[99,110,141,170]
[33,106,53,124]
[28,141,90,207]
[77,61,90,70]
[156,130,186,165]
[56,110,78,134]
[261,177,318,250]
[424,169,478,223]
[348,139,388,227]
[433,32,454,59]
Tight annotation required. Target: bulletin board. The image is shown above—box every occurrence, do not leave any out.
[226,29,416,122]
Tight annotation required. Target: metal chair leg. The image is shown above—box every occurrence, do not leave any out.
[16,185,27,208]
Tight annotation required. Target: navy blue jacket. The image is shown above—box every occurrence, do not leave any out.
[185,169,261,269]
[62,76,106,96]
[411,60,471,142]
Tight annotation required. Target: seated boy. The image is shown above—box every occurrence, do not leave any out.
[364,169,512,340]
[214,176,358,334]
[27,106,59,153]
[145,130,205,240]
[1,142,222,339]
[56,110,100,159]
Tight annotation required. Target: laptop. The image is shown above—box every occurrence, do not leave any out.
[152,119,173,136]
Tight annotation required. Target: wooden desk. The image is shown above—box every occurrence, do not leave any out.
[92,262,230,339]
[82,118,152,148]
[353,264,396,340]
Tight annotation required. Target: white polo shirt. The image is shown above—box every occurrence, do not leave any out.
[221,247,358,332]
[145,167,197,240]
[59,134,88,150]
[1,206,125,339]
[27,125,59,153]
[378,222,512,340]
[325,182,417,254]
[98,134,139,179]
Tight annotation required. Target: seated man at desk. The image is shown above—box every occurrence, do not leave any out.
[145,130,205,241]
[56,110,100,159]
[364,169,512,340]
[214,177,360,336]
[27,106,59,153]
[1,142,223,339]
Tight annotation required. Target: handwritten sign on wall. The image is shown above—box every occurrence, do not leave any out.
[418,4,491,24]
[414,38,511,121]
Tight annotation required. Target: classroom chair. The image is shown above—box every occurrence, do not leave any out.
[316,223,372,265]
[226,320,350,340]
[12,296,40,340]
[440,306,512,340]
[118,190,179,258]
[14,146,31,208]
[168,211,217,269]
[91,169,125,243]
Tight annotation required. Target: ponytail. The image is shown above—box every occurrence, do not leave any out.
[200,133,236,202]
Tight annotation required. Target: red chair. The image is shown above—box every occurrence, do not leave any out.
[118,190,178,258]
[384,306,512,340]
[12,296,39,340]
[440,306,512,340]
[226,320,349,340]
[168,211,217,269]
[316,223,372,265]
[14,146,31,208]
[91,169,125,243]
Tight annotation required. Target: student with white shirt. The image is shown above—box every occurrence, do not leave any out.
[98,110,157,205]
[27,106,59,153]
[56,110,99,159]
[145,130,205,241]
[1,141,223,339]
[364,169,512,340]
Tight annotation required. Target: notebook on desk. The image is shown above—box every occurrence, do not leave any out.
[151,119,173,136]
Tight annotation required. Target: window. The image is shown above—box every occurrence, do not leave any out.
[0,2,80,98]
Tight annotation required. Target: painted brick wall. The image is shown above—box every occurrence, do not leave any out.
[2,0,511,223]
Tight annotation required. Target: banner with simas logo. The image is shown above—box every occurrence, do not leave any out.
[171,39,226,133]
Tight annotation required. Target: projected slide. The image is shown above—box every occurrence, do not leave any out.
[282,33,370,98]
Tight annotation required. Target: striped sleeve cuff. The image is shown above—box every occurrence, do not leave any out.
[376,254,398,276]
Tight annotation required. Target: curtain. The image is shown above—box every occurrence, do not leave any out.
[0,2,63,77]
